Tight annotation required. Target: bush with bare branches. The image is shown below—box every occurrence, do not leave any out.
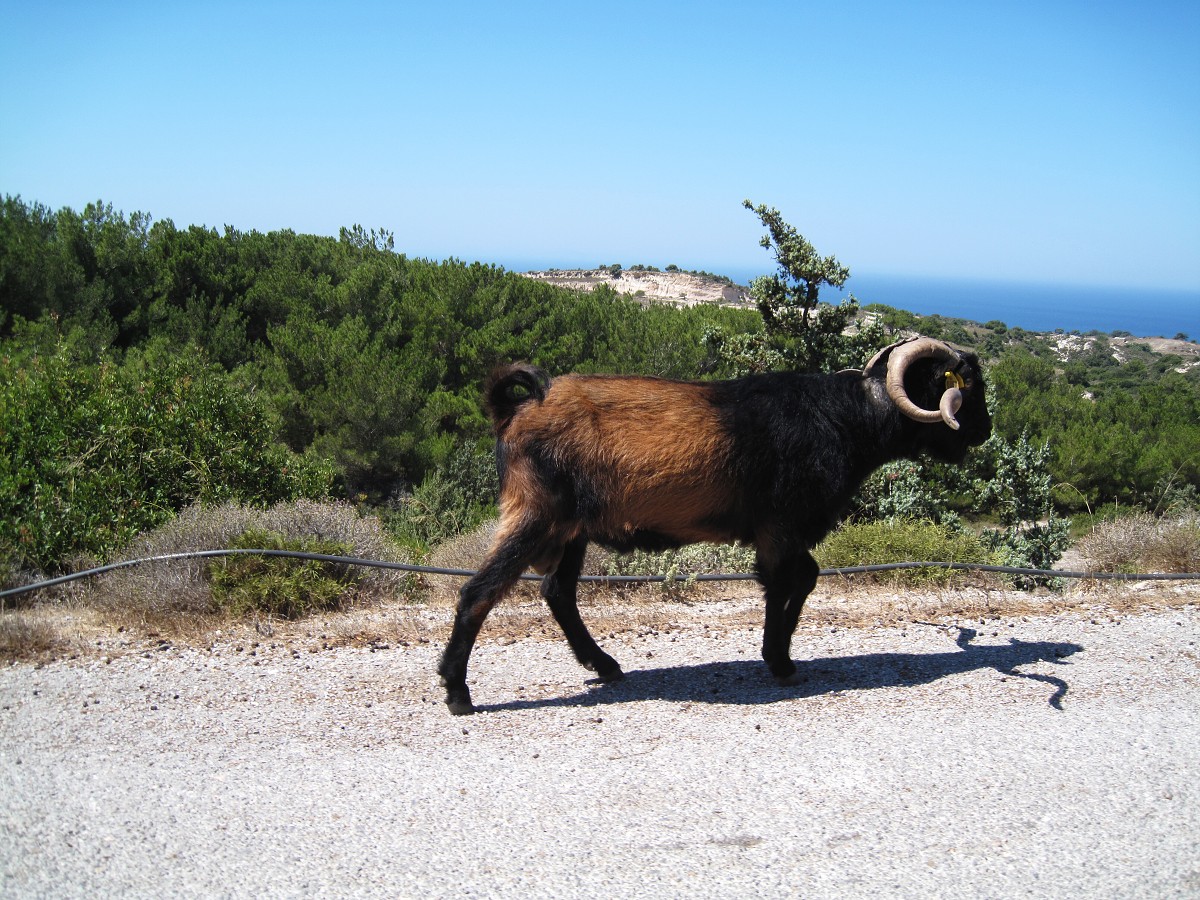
[89,500,415,617]
[1078,513,1200,574]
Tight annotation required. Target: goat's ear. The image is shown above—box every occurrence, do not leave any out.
[950,356,982,393]
[863,349,893,378]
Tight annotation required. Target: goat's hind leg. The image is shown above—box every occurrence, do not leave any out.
[439,523,547,715]
[540,537,623,682]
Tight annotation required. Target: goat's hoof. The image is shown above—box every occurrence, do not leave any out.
[444,685,474,715]
[446,699,475,716]
[775,671,804,687]
[590,655,624,682]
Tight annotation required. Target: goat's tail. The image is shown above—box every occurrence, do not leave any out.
[484,363,550,433]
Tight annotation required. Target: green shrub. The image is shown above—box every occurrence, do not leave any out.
[0,333,333,574]
[387,442,498,551]
[815,520,998,587]
[207,528,361,619]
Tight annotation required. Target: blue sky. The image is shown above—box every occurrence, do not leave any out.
[2,1,1197,292]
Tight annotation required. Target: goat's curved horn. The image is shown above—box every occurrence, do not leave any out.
[885,337,964,429]
[939,386,964,431]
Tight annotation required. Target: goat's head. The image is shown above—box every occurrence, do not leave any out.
[865,336,992,461]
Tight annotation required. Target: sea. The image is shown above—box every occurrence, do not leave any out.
[723,269,1199,340]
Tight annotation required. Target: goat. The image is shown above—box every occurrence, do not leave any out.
[438,336,992,714]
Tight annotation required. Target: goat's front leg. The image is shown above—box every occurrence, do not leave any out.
[540,537,623,682]
[758,549,819,685]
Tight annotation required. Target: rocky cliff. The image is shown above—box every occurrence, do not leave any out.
[520,268,752,307]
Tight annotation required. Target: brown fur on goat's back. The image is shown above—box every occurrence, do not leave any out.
[494,374,742,553]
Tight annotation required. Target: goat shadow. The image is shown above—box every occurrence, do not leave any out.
[475,626,1084,714]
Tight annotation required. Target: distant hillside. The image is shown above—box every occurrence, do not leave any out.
[521,267,752,307]
[525,266,1200,378]
[1046,333,1200,376]
[889,311,1200,376]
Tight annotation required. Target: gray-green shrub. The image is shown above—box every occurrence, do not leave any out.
[977,432,1071,585]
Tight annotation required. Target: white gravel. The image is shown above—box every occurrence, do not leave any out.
[3,602,1199,898]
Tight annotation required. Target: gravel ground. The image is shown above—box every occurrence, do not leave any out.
[2,599,1199,898]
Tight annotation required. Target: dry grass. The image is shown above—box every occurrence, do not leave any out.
[88,500,415,617]
[0,609,66,657]
[6,570,1195,665]
[1,500,421,661]
[1077,513,1200,574]
[6,509,1198,664]
[0,604,111,660]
